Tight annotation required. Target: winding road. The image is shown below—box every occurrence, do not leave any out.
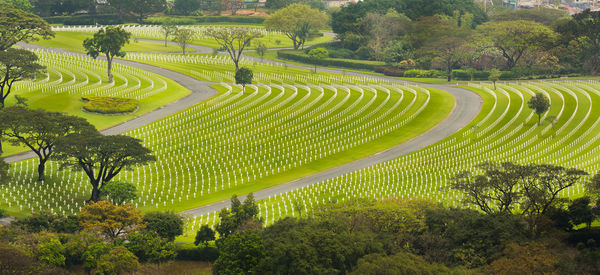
[14,40,482,217]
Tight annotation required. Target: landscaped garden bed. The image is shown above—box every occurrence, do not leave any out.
[82,97,139,114]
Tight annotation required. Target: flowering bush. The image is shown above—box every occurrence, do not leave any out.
[82,97,139,114]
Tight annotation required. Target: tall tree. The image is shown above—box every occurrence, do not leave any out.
[83,26,131,83]
[172,28,195,55]
[160,19,178,47]
[557,9,600,75]
[173,0,201,15]
[474,20,557,70]
[360,9,411,60]
[0,49,45,108]
[265,3,327,50]
[53,133,156,202]
[100,181,138,205]
[215,194,262,238]
[0,106,97,181]
[527,93,550,126]
[205,28,263,71]
[0,2,54,51]
[307,47,328,73]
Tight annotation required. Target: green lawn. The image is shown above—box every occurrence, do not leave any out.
[32,31,195,53]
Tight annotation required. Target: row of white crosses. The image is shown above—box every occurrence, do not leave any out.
[185,80,600,231]
[13,50,168,100]
[52,25,283,42]
[0,81,429,216]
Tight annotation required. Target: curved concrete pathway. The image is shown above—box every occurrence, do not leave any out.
[14,41,482,218]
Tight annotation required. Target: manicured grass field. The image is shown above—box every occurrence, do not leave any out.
[0,82,453,219]
[193,81,600,232]
[1,50,189,156]
[32,31,194,53]
[51,25,333,49]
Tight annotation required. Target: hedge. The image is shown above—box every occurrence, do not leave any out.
[142,16,265,25]
[44,15,133,25]
[374,66,404,77]
[404,69,446,78]
[82,97,139,114]
[277,50,384,70]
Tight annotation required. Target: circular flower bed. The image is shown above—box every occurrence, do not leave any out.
[82,97,139,114]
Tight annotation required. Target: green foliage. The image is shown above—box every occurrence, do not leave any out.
[53,134,156,202]
[265,3,328,50]
[173,28,195,55]
[143,16,265,25]
[125,230,177,263]
[350,252,458,275]
[0,157,9,184]
[215,194,262,238]
[82,97,139,114]
[569,197,595,229]
[205,28,263,71]
[490,7,569,26]
[101,181,138,205]
[556,10,600,74]
[213,231,265,274]
[527,93,550,125]
[255,41,267,61]
[34,235,66,267]
[0,242,51,274]
[1,0,33,11]
[83,241,112,273]
[0,2,53,51]
[235,67,253,93]
[403,69,446,78]
[194,225,215,246]
[127,0,166,22]
[142,211,184,241]
[255,217,383,274]
[175,245,219,261]
[13,212,80,233]
[489,68,501,89]
[83,26,131,83]
[96,246,139,275]
[277,50,383,70]
[173,0,201,15]
[0,48,46,107]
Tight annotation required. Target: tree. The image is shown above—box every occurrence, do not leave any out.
[128,0,166,23]
[255,41,267,61]
[142,211,184,242]
[427,34,475,82]
[213,231,265,274]
[0,157,9,184]
[194,225,215,246]
[0,49,45,108]
[0,106,97,181]
[556,10,600,75]
[475,20,557,70]
[265,3,327,50]
[125,230,176,263]
[486,242,559,274]
[83,26,131,83]
[100,181,138,205]
[172,28,195,55]
[96,246,139,275]
[489,69,501,90]
[307,47,328,73]
[54,134,155,202]
[160,19,178,47]
[361,10,411,60]
[82,241,111,274]
[450,162,523,215]
[215,194,262,238]
[234,67,253,94]
[528,93,550,126]
[350,252,454,275]
[78,200,143,242]
[568,197,594,229]
[205,28,263,71]
[0,3,54,51]
[173,0,201,15]
[1,0,34,12]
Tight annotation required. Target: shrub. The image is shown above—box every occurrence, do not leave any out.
[277,50,383,70]
[0,208,5,218]
[142,16,265,25]
[374,66,404,77]
[142,211,184,242]
[404,69,445,78]
[43,15,130,25]
[82,97,139,114]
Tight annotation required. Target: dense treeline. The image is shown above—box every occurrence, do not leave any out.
[325,0,600,80]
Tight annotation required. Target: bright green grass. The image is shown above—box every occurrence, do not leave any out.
[32,31,195,53]
[193,81,600,230]
[0,50,189,156]
[0,82,453,219]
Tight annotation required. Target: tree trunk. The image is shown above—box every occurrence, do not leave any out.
[183,44,186,55]
[234,60,240,72]
[538,114,541,126]
[242,84,245,94]
[89,182,101,202]
[107,56,113,83]
[447,68,452,82]
[37,158,47,181]
[165,35,168,47]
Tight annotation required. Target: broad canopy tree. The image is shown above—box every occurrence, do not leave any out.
[235,67,253,93]
[528,93,550,126]
[53,133,156,202]
[557,9,600,75]
[206,28,263,71]
[160,19,178,47]
[0,48,45,109]
[0,106,97,181]
[0,3,54,51]
[83,26,131,83]
[265,3,327,50]
[172,28,195,55]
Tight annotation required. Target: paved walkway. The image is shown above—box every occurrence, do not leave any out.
[15,41,482,217]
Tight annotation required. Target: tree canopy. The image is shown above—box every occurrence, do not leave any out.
[206,28,263,71]
[265,3,328,50]
[0,49,45,108]
[234,67,253,93]
[0,3,54,51]
[528,93,550,126]
[172,28,195,55]
[78,201,143,242]
[83,26,131,83]
[53,133,156,202]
